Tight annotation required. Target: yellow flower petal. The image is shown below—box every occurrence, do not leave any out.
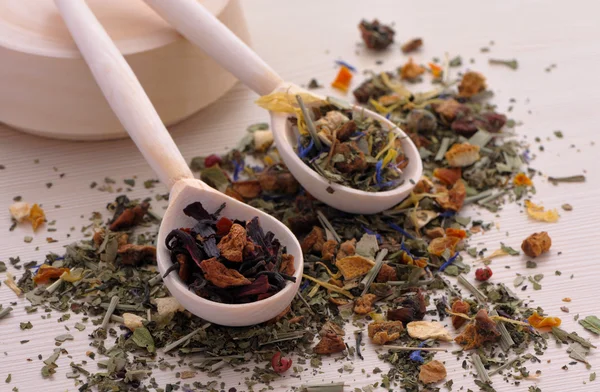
[525,200,559,223]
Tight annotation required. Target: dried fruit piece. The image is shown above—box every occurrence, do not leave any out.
[525,200,559,223]
[454,309,500,350]
[335,255,374,280]
[333,141,368,173]
[368,321,405,345]
[521,232,552,258]
[354,293,378,314]
[434,99,465,122]
[358,19,395,50]
[428,236,461,256]
[475,266,493,282]
[528,311,562,329]
[313,333,346,354]
[199,258,251,288]
[9,201,30,222]
[301,226,326,253]
[433,168,462,186]
[217,223,247,262]
[279,253,296,276]
[376,264,397,283]
[117,244,157,265]
[407,321,452,341]
[401,58,425,80]
[451,300,470,329]
[437,180,467,211]
[419,360,447,384]
[337,239,357,259]
[401,38,423,53]
[458,71,486,98]
[445,143,480,167]
[123,313,145,331]
[256,165,299,194]
[110,201,149,231]
[232,181,262,199]
[321,240,338,261]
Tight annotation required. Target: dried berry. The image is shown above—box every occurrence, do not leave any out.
[271,352,292,374]
[376,264,397,283]
[204,154,222,168]
[521,231,552,258]
[475,266,493,281]
[358,19,395,50]
[401,38,423,53]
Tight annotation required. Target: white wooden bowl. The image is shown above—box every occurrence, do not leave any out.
[0,0,250,140]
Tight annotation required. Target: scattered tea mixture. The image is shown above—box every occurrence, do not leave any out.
[2,17,597,392]
[282,99,408,192]
[164,202,295,304]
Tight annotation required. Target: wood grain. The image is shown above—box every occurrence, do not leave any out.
[0,0,599,391]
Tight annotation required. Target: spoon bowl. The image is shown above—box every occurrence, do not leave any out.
[269,84,423,214]
[55,0,303,326]
[158,179,303,326]
[143,0,423,214]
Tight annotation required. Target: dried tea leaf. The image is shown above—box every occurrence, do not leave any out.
[132,327,155,353]
[578,315,600,335]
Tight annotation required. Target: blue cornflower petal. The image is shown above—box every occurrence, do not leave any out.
[389,223,415,240]
[375,160,384,184]
[439,251,460,272]
[233,159,244,181]
[335,60,357,72]
[363,226,383,244]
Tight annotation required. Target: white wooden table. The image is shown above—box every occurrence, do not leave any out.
[1,1,599,391]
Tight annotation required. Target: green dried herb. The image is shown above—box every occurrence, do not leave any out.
[578,315,600,335]
[132,327,155,353]
[488,58,518,70]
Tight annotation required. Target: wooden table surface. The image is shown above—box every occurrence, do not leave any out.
[1,0,599,391]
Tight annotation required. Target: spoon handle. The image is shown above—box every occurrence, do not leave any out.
[54,0,194,191]
[144,0,284,96]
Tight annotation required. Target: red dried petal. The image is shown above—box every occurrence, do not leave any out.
[271,352,292,374]
[216,217,234,236]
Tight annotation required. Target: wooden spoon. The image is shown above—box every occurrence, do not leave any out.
[54,0,302,327]
[144,0,423,214]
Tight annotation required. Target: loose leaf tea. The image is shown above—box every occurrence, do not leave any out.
[289,98,408,191]
[164,201,295,304]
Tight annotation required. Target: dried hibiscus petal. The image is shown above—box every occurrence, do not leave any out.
[215,217,233,236]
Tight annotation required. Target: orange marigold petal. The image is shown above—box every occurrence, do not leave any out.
[527,311,561,329]
[445,228,467,239]
[33,265,70,285]
[331,66,353,92]
[513,172,533,186]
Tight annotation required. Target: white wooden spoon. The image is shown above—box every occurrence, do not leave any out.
[144,0,423,214]
[54,0,302,327]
